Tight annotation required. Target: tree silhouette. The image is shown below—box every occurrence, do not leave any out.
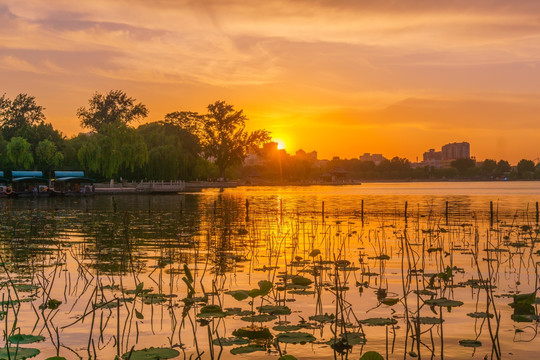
[166,101,270,179]
[77,90,148,133]
[7,137,33,169]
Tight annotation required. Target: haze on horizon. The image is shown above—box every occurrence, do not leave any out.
[2,0,540,163]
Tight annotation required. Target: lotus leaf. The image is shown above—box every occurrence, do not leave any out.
[0,347,40,359]
[360,318,397,326]
[121,347,180,359]
[458,339,482,348]
[291,276,312,287]
[241,314,277,322]
[8,334,45,344]
[277,332,316,344]
[212,337,249,346]
[359,351,385,360]
[424,298,464,308]
[257,305,291,315]
[232,327,273,340]
[230,345,265,355]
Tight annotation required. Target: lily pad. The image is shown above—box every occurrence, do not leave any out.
[241,314,277,322]
[212,337,249,346]
[224,308,254,316]
[39,299,62,310]
[14,284,39,292]
[277,332,316,344]
[197,304,226,318]
[467,312,494,319]
[291,276,313,287]
[258,305,291,315]
[288,290,316,295]
[309,313,335,323]
[0,347,40,359]
[414,317,443,325]
[360,318,397,326]
[226,290,249,301]
[8,334,45,344]
[273,325,302,332]
[458,339,482,348]
[381,298,399,306]
[230,345,266,355]
[327,332,366,346]
[121,347,180,359]
[232,327,273,340]
[424,298,464,308]
[359,351,384,360]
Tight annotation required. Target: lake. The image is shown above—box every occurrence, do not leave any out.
[0,182,538,359]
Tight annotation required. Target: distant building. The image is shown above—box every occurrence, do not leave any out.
[441,142,470,160]
[423,149,442,161]
[295,149,317,161]
[359,153,386,165]
[421,142,471,168]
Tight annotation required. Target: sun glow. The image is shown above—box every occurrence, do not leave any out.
[275,139,286,150]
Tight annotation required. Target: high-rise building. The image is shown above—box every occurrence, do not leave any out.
[441,142,470,160]
[359,153,386,165]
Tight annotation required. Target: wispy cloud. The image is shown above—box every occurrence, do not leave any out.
[2,0,540,161]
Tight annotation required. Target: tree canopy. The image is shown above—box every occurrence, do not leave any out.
[166,101,270,178]
[77,90,148,133]
[6,137,33,169]
[78,122,148,178]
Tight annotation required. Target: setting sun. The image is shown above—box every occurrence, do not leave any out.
[275,139,286,150]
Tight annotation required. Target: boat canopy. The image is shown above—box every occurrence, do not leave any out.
[12,171,44,178]
[55,176,94,182]
[54,171,93,183]
[0,171,9,183]
[54,171,85,178]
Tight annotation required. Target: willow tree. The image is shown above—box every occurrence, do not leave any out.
[36,139,64,177]
[77,91,148,178]
[165,101,270,179]
[6,136,33,169]
[78,122,148,178]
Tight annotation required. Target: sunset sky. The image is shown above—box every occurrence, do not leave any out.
[2,0,540,163]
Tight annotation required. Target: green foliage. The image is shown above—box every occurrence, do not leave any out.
[166,101,270,178]
[232,326,273,340]
[78,90,148,133]
[0,94,64,157]
[0,347,40,359]
[517,159,535,178]
[6,136,33,168]
[458,340,482,348]
[36,139,63,175]
[481,159,497,176]
[78,122,148,178]
[0,93,45,133]
[450,158,476,175]
[135,122,205,180]
[359,351,384,360]
[8,334,45,344]
[229,345,266,355]
[121,347,180,359]
[276,332,316,344]
[496,160,511,175]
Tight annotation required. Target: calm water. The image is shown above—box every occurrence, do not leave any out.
[0,182,538,359]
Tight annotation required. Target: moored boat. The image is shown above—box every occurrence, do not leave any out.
[11,171,50,197]
[0,171,13,197]
[52,171,95,196]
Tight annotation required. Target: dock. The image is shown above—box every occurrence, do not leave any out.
[94,180,238,194]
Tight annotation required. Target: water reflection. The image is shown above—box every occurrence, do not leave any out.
[0,184,537,359]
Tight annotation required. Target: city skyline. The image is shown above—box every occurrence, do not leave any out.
[2,1,540,162]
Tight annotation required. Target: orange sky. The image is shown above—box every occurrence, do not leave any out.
[2,0,540,163]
